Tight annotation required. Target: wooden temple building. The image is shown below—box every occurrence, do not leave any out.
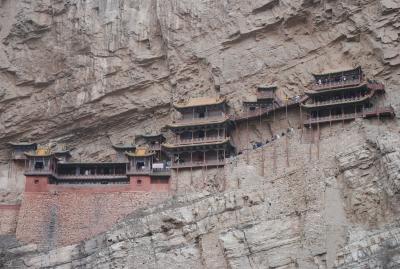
[7,142,37,161]
[243,86,279,113]
[162,97,235,169]
[301,66,395,126]
[125,145,170,191]
[8,65,396,193]
[10,139,171,192]
[112,142,136,162]
[135,133,167,161]
[235,85,306,122]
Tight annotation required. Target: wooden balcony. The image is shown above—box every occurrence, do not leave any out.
[149,144,162,151]
[175,136,227,145]
[235,95,308,122]
[304,106,395,126]
[168,115,229,129]
[11,152,28,160]
[171,159,225,169]
[127,169,151,175]
[150,168,171,177]
[256,91,275,100]
[24,169,54,176]
[56,174,128,180]
[311,78,361,91]
[302,94,372,109]
[127,168,171,176]
[367,82,385,92]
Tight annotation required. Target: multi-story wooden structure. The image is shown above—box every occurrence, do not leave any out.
[112,142,136,162]
[16,141,169,192]
[243,85,279,113]
[302,66,394,126]
[23,146,57,192]
[125,146,170,191]
[7,142,37,161]
[235,85,306,122]
[163,97,235,169]
[135,133,167,162]
[53,145,72,163]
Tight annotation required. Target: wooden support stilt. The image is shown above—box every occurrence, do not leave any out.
[300,105,304,142]
[317,112,320,160]
[190,151,193,185]
[309,125,314,161]
[286,133,289,167]
[309,126,312,162]
[285,97,288,124]
[203,151,206,188]
[246,109,250,165]
[273,102,276,122]
[273,142,277,173]
[378,108,381,135]
[341,106,344,128]
[259,105,264,176]
[176,153,180,192]
[223,149,226,191]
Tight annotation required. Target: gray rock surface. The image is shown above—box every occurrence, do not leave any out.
[1,0,400,268]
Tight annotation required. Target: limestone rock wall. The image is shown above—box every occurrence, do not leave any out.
[3,121,400,268]
[1,0,400,268]
[1,0,399,199]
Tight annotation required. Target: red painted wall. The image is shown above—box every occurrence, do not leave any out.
[130,175,152,191]
[150,178,170,192]
[25,176,49,192]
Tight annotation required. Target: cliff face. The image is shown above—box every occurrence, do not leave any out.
[3,124,400,268]
[1,0,400,268]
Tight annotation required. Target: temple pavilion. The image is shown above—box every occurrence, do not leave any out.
[243,85,279,113]
[24,146,57,176]
[7,142,37,161]
[162,96,235,169]
[112,142,136,162]
[135,133,167,163]
[301,66,394,126]
[21,144,129,185]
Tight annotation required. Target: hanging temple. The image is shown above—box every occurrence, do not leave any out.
[7,66,395,193]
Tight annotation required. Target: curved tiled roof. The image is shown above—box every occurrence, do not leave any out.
[312,66,361,77]
[174,96,225,109]
[125,147,155,157]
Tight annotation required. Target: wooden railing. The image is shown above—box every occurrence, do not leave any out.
[150,168,171,176]
[176,136,226,145]
[363,106,395,116]
[234,95,307,122]
[256,92,275,99]
[171,159,225,169]
[312,78,361,91]
[367,82,385,91]
[304,106,395,125]
[304,94,370,108]
[11,152,27,160]
[24,168,54,175]
[56,174,127,180]
[172,115,228,125]
[149,144,161,151]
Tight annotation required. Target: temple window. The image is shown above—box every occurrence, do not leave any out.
[34,161,44,169]
[137,179,142,185]
[136,161,145,170]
